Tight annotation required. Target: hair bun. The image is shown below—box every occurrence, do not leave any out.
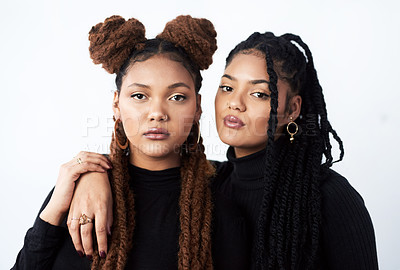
[89,15,146,74]
[157,15,217,70]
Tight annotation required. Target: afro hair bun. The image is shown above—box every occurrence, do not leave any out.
[157,15,217,70]
[88,15,146,74]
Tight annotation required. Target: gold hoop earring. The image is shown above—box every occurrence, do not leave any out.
[286,117,298,143]
[114,118,129,150]
[196,122,201,145]
[188,121,201,151]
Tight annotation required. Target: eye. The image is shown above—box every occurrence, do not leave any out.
[251,92,270,100]
[219,85,233,92]
[169,94,186,101]
[131,93,147,100]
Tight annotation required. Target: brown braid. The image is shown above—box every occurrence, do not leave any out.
[91,121,135,269]
[179,131,215,270]
[88,14,217,269]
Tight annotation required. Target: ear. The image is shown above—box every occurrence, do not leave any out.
[194,94,202,123]
[112,91,121,120]
[287,94,302,122]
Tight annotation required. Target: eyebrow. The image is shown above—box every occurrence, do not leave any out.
[127,82,191,90]
[222,74,270,85]
[168,82,192,90]
[127,83,150,89]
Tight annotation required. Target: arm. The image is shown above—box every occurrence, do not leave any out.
[67,171,113,260]
[12,190,66,270]
[12,152,111,269]
[320,170,379,270]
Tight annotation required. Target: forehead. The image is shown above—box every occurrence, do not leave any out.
[123,55,195,87]
[224,53,268,79]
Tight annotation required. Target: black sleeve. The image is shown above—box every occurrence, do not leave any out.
[12,189,68,270]
[320,169,379,270]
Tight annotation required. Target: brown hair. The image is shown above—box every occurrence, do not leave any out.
[88,15,217,269]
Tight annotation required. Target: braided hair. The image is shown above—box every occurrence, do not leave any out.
[226,32,344,269]
[88,15,217,270]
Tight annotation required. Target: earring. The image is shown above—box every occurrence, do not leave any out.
[286,116,298,143]
[114,118,129,150]
[189,121,201,151]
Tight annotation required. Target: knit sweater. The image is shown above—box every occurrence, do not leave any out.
[12,163,248,270]
[212,145,379,270]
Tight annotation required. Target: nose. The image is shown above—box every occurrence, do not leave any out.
[148,99,168,122]
[228,91,245,112]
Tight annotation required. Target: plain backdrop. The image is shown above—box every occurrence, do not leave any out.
[1,0,399,268]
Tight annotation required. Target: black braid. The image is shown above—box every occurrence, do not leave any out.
[226,32,344,269]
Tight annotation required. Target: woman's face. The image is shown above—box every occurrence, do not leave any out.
[214,53,301,158]
[114,54,200,169]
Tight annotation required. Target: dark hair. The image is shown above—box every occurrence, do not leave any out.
[88,15,217,270]
[226,32,344,269]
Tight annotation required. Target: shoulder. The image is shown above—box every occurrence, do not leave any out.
[208,160,233,186]
[319,168,375,237]
[318,170,378,268]
[319,169,367,210]
[319,168,369,218]
[210,160,233,179]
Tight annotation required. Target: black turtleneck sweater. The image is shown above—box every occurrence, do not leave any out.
[12,164,182,270]
[212,146,379,270]
[126,165,181,269]
[12,163,248,270]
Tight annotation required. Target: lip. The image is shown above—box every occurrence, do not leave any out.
[143,128,170,140]
[223,115,245,129]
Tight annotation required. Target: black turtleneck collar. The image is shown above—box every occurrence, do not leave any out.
[128,164,181,191]
[226,146,266,188]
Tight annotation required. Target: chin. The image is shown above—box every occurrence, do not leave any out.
[219,135,245,148]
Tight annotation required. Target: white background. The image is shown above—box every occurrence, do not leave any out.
[1,0,399,268]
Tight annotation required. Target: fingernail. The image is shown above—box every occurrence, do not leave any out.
[77,251,84,258]
[107,226,112,236]
[100,251,106,258]
[87,254,93,261]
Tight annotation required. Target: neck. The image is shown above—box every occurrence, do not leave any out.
[129,146,181,171]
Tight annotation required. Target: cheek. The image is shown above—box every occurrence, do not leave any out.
[119,105,145,137]
[174,116,196,137]
[122,117,141,137]
[214,92,224,115]
[172,104,197,136]
[253,115,270,135]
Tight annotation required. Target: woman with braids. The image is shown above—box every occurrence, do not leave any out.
[212,32,378,269]
[12,14,229,270]
[68,30,378,270]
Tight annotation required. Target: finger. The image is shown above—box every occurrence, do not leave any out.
[67,217,84,257]
[78,155,112,170]
[94,211,109,258]
[74,163,107,175]
[77,152,112,167]
[87,152,112,166]
[107,205,113,236]
[81,222,94,260]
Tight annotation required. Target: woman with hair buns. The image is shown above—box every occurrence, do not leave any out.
[67,31,378,269]
[12,15,242,270]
